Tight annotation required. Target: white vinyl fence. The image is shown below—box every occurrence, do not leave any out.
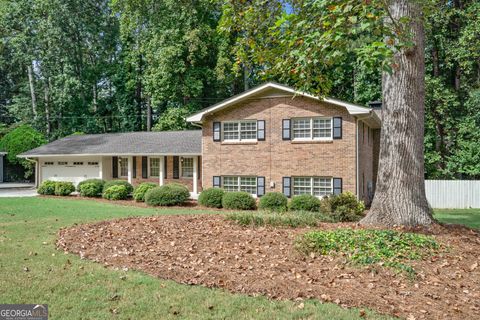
[425,180,480,209]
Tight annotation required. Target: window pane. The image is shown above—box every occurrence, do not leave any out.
[293,119,311,139]
[119,158,128,177]
[293,177,312,195]
[181,158,193,178]
[150,158,160,177]
[313,119,332,138]
[223,122,239,140]
[240,121,257,140]
[240,177,257,194]
[313,178,333,197]
[223,176,238,192]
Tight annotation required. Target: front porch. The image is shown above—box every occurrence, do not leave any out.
[101,155,202,195]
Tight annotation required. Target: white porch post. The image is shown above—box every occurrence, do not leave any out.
[99,157,103,179]
[127,156,133,184]
[159,156,165,186]
[193,156,198,195]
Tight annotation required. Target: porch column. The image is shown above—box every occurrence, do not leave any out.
[159,156,164,186]
[127,156,133,184]
[99,157,103,179]
[193,156,198,195]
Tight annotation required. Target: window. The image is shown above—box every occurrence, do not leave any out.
[88,161,98,166]
[292,117,332,140]
[222,120,257,141]
[222,176,257,194]
[43,161,54,165]
[58,161,68,165]
[73,162,84,165]
[118,157,128,177]
[293,177,333,197]
[181,157,193,178]
[149,158,160,177]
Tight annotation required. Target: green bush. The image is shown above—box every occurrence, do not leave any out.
[77,179,105,192]
[296,229,439,275]
[79,182,103,197]
[103,185,129,200]
[198,188,225,208]
[37,180,57,195]
[133,182,158,202]
[320,192,365,222]
[144,184,190,206]
[222,192,256,210]
[54,181,75,196]
[258,192,288,212]
[227,211,333,228]
[289,194,321,212]
[103,180,133,194]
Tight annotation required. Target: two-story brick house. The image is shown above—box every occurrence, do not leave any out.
[20,82,380,203]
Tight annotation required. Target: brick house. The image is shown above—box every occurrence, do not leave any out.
[19,82,380,203]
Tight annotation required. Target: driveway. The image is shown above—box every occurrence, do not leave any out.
[0,183,37,197]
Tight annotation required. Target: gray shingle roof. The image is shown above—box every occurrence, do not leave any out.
[19,131,202,157]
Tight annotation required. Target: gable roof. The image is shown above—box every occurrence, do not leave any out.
[187,82,376,123]
[18,131,202,157]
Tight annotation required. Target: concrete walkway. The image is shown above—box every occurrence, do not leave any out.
[0,183,37,197]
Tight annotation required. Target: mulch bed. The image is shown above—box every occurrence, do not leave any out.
[57,214,480,319]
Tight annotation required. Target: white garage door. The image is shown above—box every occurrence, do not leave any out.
[41,161,100,186]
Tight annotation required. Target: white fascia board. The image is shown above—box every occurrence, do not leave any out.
[186,82,372,123]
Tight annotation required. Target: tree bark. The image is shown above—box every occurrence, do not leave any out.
[146,98,152,131]
[27,64,37,119]
[44,78,51,136]
[362,0,434,226]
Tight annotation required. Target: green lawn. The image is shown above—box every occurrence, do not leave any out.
[434,208,480,229]
[0,197,391,320]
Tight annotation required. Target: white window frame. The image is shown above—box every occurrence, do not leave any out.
[43,161,54,166]
[88,161,99,166]
[293,177,333,197]
[58,161,68,165]
[222,176,257,195]
[222,120,257,142]
[181,157,194,178]
[118,157,129,178]
[73,161,84,166]
[149,157,161,177]
[292,117,333,141]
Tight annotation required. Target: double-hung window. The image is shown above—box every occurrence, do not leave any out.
[222,176,257,194]
[181,157,194,178]
[222,120,257,142]
[118,157,128,177]
[149,158,160,177]
[293,177,333,197]
[292,117,332,140]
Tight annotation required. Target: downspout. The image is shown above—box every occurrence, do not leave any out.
[24,157,39,188]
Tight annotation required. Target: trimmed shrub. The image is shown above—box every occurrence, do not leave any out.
[133,182,158,202]
[258,192,288,212]
[103,180,133,194]
[228,211,333,228]
[320,192,366,222]
[79,182,103,197]
[222,192,256,210]
[144,184,190,206]
[37,180,57,195]
[198,188,225,208]
[77,179,105,192]
[103,185,129,200]
[289,194,321,212]
[54,181,75,196]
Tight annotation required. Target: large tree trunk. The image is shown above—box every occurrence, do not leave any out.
[146,98,152,131]
[44,78,51,136]
[27,64,37,119]
[361,0,434,226]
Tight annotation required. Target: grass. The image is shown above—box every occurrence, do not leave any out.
[296,229,439,276]
[434,208,480,229]
[227,210,335,227]
[0,197,390,320]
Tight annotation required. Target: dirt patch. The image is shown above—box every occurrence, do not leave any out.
[57,215,480,319]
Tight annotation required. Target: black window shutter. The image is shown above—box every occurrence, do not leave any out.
[164,156,168,179]
[213,122,221,141]
[141,156,148,178]
[132,157,137,178]
[282,177,291,197]
[257,120,265,141]
[257,176,265,197]
[282,119,291,140]
[333,117,342,139]
[112,156,118,178]
[333,178,342,195]
[173,156,180,179]
[213,176,221,188]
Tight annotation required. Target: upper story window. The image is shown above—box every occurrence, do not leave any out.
[222,120,257,141]
[293,177,333,197]
[292,117,332,140]
[118,157,128,177]
[149,157,160,177]
[181,157,194,178]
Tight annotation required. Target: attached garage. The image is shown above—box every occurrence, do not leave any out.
[39,157,102,186]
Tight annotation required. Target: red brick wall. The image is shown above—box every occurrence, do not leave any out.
[201,96,358,195]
